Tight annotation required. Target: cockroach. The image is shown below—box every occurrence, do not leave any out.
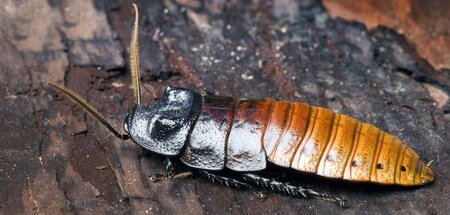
[49,4,434,207]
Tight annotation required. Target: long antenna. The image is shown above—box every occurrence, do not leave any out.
[48,83,129,140]
[130,3,142,105]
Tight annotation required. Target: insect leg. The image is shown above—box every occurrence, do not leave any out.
[197,170,268,200]
[241,173,348,207]
[149,158,176,181]
[197,170,252,189]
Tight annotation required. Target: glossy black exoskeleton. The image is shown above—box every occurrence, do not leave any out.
[124,87,202,155]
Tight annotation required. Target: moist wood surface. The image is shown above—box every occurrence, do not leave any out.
[1,0,449,214]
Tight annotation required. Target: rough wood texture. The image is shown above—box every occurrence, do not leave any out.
[1,0,449,214]
[323,0,450,70]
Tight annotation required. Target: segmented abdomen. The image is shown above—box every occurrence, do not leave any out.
[180,96,433,186]
[264,100,433,186]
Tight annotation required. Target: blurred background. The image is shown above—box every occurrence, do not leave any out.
[0,0,449,214]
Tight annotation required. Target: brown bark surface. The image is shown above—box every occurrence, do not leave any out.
[1,0,449,214]
[323,0,450,70]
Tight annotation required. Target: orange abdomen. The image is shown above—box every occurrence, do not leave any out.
[263,100,434,186]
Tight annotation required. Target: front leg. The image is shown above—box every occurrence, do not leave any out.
[149,158,176,181]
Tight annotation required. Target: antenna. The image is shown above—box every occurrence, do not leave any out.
[48,4,144,140]
[130,3,142,105]
[48,83,129,140]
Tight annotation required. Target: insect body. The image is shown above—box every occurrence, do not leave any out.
[49,4,434,207]
[125,87,434,186]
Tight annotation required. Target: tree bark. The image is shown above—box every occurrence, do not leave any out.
[0,0,449,214]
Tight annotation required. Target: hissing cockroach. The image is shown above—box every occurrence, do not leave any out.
[49,4,434,207]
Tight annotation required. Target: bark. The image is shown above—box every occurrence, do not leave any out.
[0,0,449,214]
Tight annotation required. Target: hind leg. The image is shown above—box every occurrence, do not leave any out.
[241,173,348,207]
[197,170,268,200]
